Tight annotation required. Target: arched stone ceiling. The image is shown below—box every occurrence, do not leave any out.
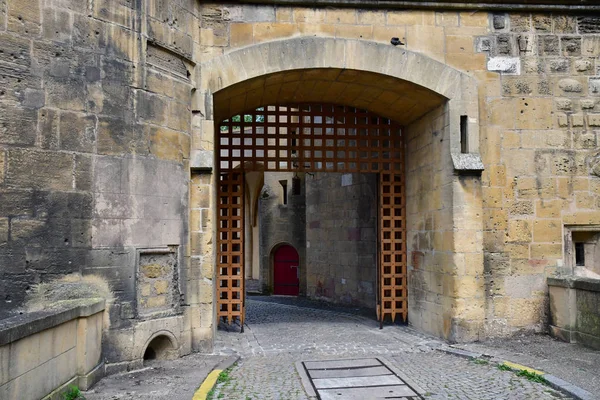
[213,68,447,126]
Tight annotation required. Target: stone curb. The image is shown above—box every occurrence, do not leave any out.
[215,354,240,372]
[192,355,240,400]
[435,346,595,400]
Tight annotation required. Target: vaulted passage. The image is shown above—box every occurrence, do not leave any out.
[213,68,446,127]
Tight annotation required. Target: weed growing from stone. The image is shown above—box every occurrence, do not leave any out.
[217,369,232,384]
[473,358,489,365]
[516,369,548,385]
[497,363,512,371]
[63,385,85,400]
[207,364,237,399]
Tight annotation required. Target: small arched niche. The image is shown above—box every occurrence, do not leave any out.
[143,334,177,364]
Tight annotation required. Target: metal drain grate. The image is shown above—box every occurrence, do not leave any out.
[296,358,424,399]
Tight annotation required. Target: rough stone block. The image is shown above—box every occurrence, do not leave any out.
[293,8,327,23]
[571,114,584,127]
[253,22,297,43]
[537,35,559,56]
[59,112,97,153]
[7,0,40,35]
[325,9,356,24]
[229,23,253,47]
[0,105,37,146]
[72,13,107,50]
[558,78,583,93]
[487,57,520,75]
[335,24,373,40]
[561,37,582,56]
[42,7,72,42]
[45,76,87,111]
[149,126,188,163]
[549,59,569,74]
[96,117,138,156]
[577,16,600,34]
[492,14,505,30]
[6,149,73,191]
[357,10,385,25]
[588,114,600,126]
[136,90,168,126]
[556,113,568,127]
[532,14,551,31]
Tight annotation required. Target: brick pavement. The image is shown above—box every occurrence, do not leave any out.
[211,298,571,399]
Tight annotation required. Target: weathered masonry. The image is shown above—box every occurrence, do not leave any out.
[2,0,600,375]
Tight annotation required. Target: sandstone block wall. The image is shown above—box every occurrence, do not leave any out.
[2,0,600,352]
[0,0,203,366]
[194,4,600,340]
[305,173,378,308]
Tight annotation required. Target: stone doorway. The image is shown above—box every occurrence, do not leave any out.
[273,244,300,296]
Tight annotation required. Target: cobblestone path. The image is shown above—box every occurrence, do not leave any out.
[211,297,570,400]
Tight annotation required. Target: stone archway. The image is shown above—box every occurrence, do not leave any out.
[192,37,484,342]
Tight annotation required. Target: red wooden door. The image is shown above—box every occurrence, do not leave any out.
[274,245,300,296]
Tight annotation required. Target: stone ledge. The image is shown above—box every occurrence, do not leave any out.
[451,153,484,173]
[190,149,214,171]
[0,298,105,346]
[548,276,600,292]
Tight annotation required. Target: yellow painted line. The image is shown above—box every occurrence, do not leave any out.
[193,369,223,400]
[502,361,545,376]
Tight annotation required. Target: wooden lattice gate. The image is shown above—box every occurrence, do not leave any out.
[216,104,407,328]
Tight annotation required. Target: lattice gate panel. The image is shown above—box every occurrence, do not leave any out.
[218,104,403,174]
[217,171,245,329]
[378,172,407,325]
[217,103,407,328]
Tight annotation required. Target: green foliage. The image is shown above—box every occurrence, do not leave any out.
[63,385,85,400]
[472,358,489,365]
[207,364,237,400]
[497,363,512,371]
[516,369,548,384]
[217,370,231,384]
[220,111,265,132]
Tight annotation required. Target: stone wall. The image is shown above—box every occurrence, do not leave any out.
[305,173,377,308]
[548,277,600,350]
[480,13,600,336]
[0,0,202,367]
[3,0,600,353]
[0,299,105,399]
[259,172,306,293]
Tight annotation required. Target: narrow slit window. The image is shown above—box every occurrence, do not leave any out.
[292,174,301,195]
[460,115,468,154]
[279,180,288,205]
[291,129,297,156]
[575,242,585,266]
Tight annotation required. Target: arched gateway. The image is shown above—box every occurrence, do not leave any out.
[197,37,483,340]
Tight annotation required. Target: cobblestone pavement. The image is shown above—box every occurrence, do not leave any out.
[212,297,571,399]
